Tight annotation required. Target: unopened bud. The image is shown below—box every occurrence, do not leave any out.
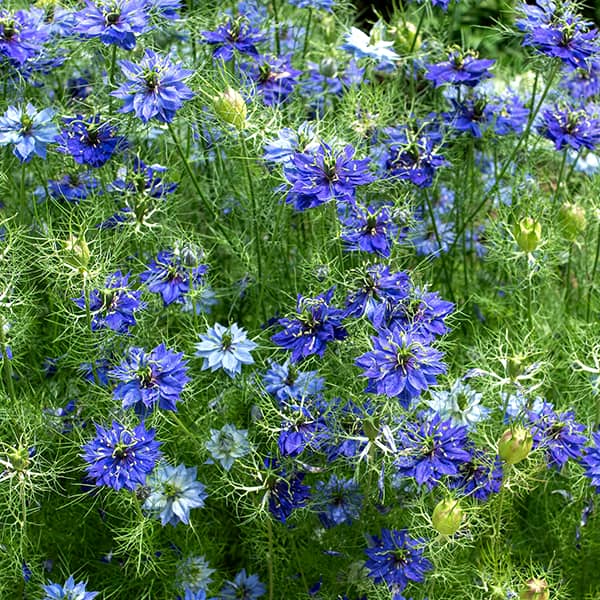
[63,235,90,271]
[394,21,422,52]
[498,426,533,465]
[559,202,586,241]
[513,217,542,253]
[519,578,549,600]
[432,499,463,535]
[214,88,247,130]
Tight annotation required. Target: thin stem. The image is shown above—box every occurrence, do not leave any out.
[564,243,573,308]
[83,273,100,386]
[302,8,312,60]
[0,323,15,401]
[272,0,281,55]
[109,44,118,115]
[552,149,567,208]
[586,221,600,321]
[267,518,274,600]
[409,9,426,54]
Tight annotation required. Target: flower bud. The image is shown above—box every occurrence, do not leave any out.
[214,88,247,130]
[498,426,533,464]
[432,499,463,535]
[519,578,549,600]
[393,21,422,52]
[513,217,542,253]
[559,202,587,241]
[63,235,90,272]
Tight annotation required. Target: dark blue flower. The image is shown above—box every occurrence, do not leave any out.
[314,475,363,527]
[140,249,208,306]
[394,413,472,489]
[283,142,374,211]
[110,343,190,414]
[539,106,600,151]
[364,528,433,593]
[46,172,99,203]
[111,158,177,198]
[449,448,503,501]
[263,359,324,403]
[278,404,326,457]
[486,92,530,135]
[264,458,311,523]
[355,327,446,406]
[112,49,194,123]
[72,270,145,333]
[443,96,494,138]
[426,50,495,88]
[263,122,319,166]
[242,54,301,106]
[55,115,126,168]
[0,7,50,65]
[79,359,112,386]
[271,288,348,362]
[74,0,148,50]
[220,569,266,600]
[201,17,265,61]
[582,431,600,492]
[322,397,372,461]
[82,420,161,491]
[562,62,600,100]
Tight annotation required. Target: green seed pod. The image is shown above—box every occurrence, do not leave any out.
[432,499,463,535]
[63,235,90,272]
[393,21,422,53]
[513,217,542,253]
[559,202,587,241]
[519,578,549,600]
[498,426,533,464]
[214,88,247,130]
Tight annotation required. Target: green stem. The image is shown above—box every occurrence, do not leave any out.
[409,9,426,54]
[564,243,573,308]
[586,221,600,321]
[272,0,281,55]
[0,322,15,401]
[109,44,117,115]
[302,8,312,60]
[552,149,567,208]
[83,273,100,386]
[267,518,274,600]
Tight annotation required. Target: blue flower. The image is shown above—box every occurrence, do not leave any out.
[140,249,208,306]
[176,556,215,594]
[314,475,363,527]
[205,424,251,470]
[73,0,148,50]
[242,54,302,106]
[263,122,319,166]
[46,172,99,204]
[262,359,324,403]
[195,322,257,378]
[110,343,190,414]
[112,49,194,123]
[0,7,50,65]
[283,143,374,211]
[201,17,265,61]
[364,528,433,593]
[0,103,57,162]
[341,26,399,62]
[55,115,126,168]
[73,270,145,333]
[289,0,335,12]
[263,458,311,523]
[111,158,177,198]
[424,379,490,429]
[449,448,503,501]
[143,463,207,526]
[355,327,446,406]
[82,420,161,491]
[220,569,267,600]
[42,575,98,600]
[271,288,348,362]
[582,431,600,492]
[540,106,600,151]
[426,50,495,88]
[394,413,472,489]
[278,404,326,457]
[145,0,181,19]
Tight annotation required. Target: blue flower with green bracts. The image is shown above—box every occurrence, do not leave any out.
[205,424,251,470]
[42,575,98,600]
[220,569,266,599]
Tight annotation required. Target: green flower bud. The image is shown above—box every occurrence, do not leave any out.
[513,217,542,253]
[519,578,549,600]
[498,426,533,464]
[559,202,587,241]
[432,499,463,535]
[8,447,30,473]
[393,20,422,52]
[214,88,247,130]
[63,235,90,272]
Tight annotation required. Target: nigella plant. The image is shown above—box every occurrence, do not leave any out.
[364,528,433,596]
[278,404,327,457]
[283,142,374,211]
[109,343,190,414]
[73,0,148,50]
[42,576,98,600]
[200,16,265,61]
[140,248,208,306]
[263,458,311,523]
[539,106,600,151]
[143,463,207,526]
[313,475,363,527]
[46,172,99,204]
[73,270,145,333]
[0,7,50,66]
[111,158,177,198]
[355,327,446,407]
[112,49,194,123]
[263,122,320,166]
[242,54,302,106]
[205,424,251,470]
[81,420,161,491]
[581,431,600,492]
[262,359,325,403]
[425,49,495,88]
[220,570,266,600]
[55,115,126,168]
[449,448,503,501]
[271,288,348,362]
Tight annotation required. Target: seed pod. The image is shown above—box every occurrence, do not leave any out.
[559,202,587,241]
[432,499,463,535]
[513,217,542,253]
[519,578,549,600]
[214,88,247,131]
[498,426,533,465]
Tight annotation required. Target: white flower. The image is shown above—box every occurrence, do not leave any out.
[341,27,399,62]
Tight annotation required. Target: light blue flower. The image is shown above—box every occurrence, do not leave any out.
[220,569,266,599]
[176,556,215,593]
[0,103,57,162]
[340,26,399,62]
[143,463,207,526]
[205,424,251,470]
[425,379,490,428]
[502,390,545,421]
[42,575,98,600]
[194,322,257,378]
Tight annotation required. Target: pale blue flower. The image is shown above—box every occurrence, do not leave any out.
[425,379,490,429]
[176,556,215,593]
[42,575,98,600]
[205,424,251,470]
[143,463,207,526]
[220,569,266,599]
[340,27,399,62]
[195,322,257,378]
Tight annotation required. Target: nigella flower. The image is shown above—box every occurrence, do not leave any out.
[263,122,319,166]
[140,248,208,306]
[322,397,373,461]
[340,202,401,258]
[364,528,433,594]
[424,379,490,429]
[55,115,126,168]
[527,403,587,470]
[42,575,98,600]
[177,589,211,600]
[201,17,265,61]
[271,288,348,362]
[81,420,161,491]
[205,424,251,470]
[344,264,410,320]
[0,7,50,65]
[46,172,99,204]
[449,448,503,501]
[79,359,112,386]
[283,142,374,211]
[73,270,145,333]
[145,0,181,19]
[394,413,472,489]
[486,92,530,135]
[243,54,302,106]
[0,103,57,162]
[278,404,327,457]
[220,570,266,600]
[194,322,257,378]
[263,359,324,403]
[314,475,363,527]
[73,0,148,50]
[263,458,311,523]
[539,106,600,151]
[341,26,399,62]
[111,158,177,198]
[355,327,446,407]
[443,96,494,138]
[410,210,455,256]
[581,431,600,493]
[290,0,334,11]
[143,463,207,526]
[111,49,194,123]
[110,343,190,414]
[176,556,215,594]
[562,62,600,101]
[426,49,494,88]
